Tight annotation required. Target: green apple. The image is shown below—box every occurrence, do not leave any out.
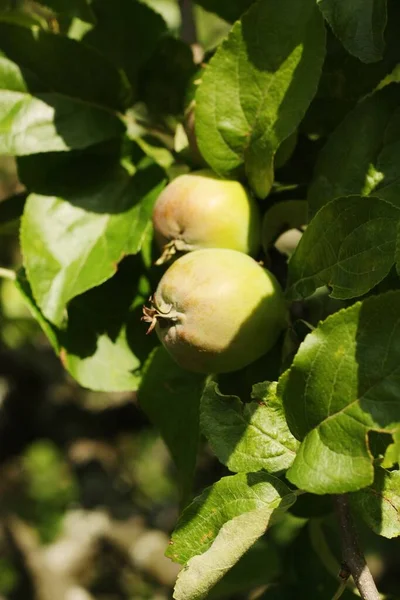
[152,170,261,263]
[143,248,287,373]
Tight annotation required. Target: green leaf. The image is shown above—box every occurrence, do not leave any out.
[83,0,166,88]
[200,381,298,475]
[60,256,156,391]
[308,84,400,217]
[167,472,295,564]
[195,0,325,198]
[193,0,255,23]
[168,472,296,599]
[0,51,27,92]
[281,291,400,494]
[317,0,387,63]
[0,20,130,111]
[20,158,165,325]
[15,268,60,352]
[351,468,400,538]
[207,540,281,599]
[138,347,206,503]
[287,195,399,301]
[0,91,124,156]
[16,257,157,392]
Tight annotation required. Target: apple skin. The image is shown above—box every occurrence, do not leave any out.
[143,249,288,374]
[152,170,261,262]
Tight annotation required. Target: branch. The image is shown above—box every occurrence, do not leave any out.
[178,0,197,46]
[333,495,381,600]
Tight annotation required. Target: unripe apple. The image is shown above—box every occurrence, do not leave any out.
[152,170,261,263]
[142,249,287,373]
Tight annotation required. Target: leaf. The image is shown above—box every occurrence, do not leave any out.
[168,472,296,599]
[138,347,206,503]
[60,256,156,391]
[281,290,400,494]
[15,269,60,352]
[308,84,400,216]
[351,468,400,538]
[20,158,165,325]
[173,511,273,600]
[262,200,307,251]
[36,0,95,22]
[195,0,325,198]
[258,523,357,600]
[0,91,124,156]
[83,0,166,88]
[167,472,295,564]
[287,195,399,301]
[16,257,157,392]
[200,381,298,475]
[317,0,387,64]
[138,36,196,116]
[207,540,281,599]
[0,20,130,111]
[193,0,255,23]
[0,192,26,225]
[0,51,27,92]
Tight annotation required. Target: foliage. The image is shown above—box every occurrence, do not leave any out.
[1,0,400,598]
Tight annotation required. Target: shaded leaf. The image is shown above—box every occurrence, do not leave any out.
[138,347,205,502]
[0,192,26,225]
[84,0,166,88]
[20,159,165,325]
[262,200,307,252]
[281,291,400,494]
[16,258,156,392]
[36,0,95,21]
[138,36,196,116]
[287,195,399,300]
[0,20,130,111]
[351,467,400,538]
[200,380,298,475]
[193,0,255,23]
[0,91,124,156]
[308,84,400,216]
[195,0,325,198]
[317,0,387,63]
[61,256,156,391]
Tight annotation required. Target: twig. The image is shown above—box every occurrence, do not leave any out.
[333,495,381,600]
[178,0,197,46]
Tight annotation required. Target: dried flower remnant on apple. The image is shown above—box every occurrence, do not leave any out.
[152,170,261,264]
[142,249,288,374]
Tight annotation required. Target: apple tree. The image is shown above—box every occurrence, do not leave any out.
[1,0,400,598]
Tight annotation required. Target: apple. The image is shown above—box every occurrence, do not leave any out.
[142,248,287,373]
[152,170,261,263]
